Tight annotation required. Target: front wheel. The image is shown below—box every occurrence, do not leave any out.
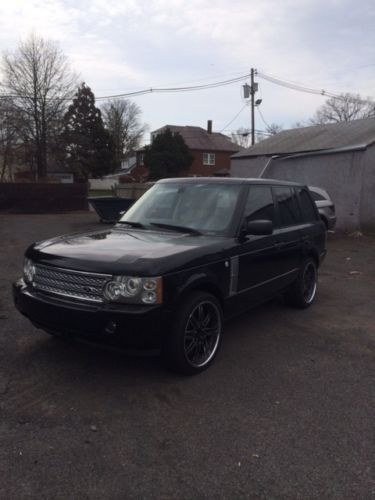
[284,258,318,309]
[163,292,223,375]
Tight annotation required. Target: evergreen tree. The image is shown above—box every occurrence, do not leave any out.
[63,83,114,180]
[143,128,193,180]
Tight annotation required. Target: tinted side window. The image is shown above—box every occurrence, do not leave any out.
[297,187,319,222]
[273,186,300,226]
[244,186,275,223]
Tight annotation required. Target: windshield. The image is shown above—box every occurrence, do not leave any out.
[119,182,242,235]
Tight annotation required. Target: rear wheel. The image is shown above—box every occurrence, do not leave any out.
[163,292,223,375]
[285,258,318,309]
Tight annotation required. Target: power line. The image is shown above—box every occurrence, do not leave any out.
[256,106,271,130]
[219,104,249,132]
[257,71,374,104]
[0,73,251,102]
[93,71,250,91]
[97,73,251,99]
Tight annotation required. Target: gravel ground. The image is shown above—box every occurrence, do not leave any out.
[0,212,374,499]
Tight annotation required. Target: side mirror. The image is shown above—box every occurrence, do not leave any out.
[244,219,273,236]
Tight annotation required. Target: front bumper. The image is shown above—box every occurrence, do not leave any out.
[13,279,168,349]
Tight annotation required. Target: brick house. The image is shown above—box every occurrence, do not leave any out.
[135,120,242,179]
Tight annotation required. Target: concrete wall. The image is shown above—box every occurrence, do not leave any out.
[231,147,375,232]
[359,145,375,231]
[230,156,269,178]
[266,151,363,231]
[88,179,117,191]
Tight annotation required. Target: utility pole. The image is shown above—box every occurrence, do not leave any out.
[251,68,255,146]
[243,68,262,146]
[243,68,260,146]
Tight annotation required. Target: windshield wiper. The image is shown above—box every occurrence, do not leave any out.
[116,220,145,228]
[149,222,201,235]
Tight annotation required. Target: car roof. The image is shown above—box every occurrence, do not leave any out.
[157,177,304,187]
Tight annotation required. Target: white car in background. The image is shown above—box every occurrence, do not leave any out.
[308,186,336,231]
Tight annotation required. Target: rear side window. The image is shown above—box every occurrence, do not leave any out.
[244,186,275,223]
[273,186,300,226]
[297,187,319,222]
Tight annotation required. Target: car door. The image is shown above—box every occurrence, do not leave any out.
[234,185,280,308]
[271,186,304,288]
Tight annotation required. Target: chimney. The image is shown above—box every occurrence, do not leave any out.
[207,120,212,134]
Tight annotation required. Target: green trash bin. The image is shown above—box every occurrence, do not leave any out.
[88,197,135,223]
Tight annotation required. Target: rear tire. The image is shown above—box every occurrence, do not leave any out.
[163,292,223,375]
[284,258,318,309]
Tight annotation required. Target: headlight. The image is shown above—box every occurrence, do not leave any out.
[103,276,162,305]
[23,258,36,283]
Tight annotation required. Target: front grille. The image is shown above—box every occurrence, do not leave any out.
[33,263,111,303]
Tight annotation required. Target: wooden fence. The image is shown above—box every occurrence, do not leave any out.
[0,183,88,213]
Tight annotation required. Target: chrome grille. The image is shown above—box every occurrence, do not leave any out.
[33,263,111,303]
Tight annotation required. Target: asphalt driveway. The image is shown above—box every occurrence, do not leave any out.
[0,212,374,499]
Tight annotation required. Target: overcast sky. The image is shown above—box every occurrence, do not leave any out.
[1,0,375,143]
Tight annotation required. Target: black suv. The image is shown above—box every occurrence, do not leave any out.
[13,178,326,374]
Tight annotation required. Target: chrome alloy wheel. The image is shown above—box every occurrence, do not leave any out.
[302,261,317,304]
[183,300,222,368]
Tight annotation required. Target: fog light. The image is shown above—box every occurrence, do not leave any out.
[142,291,157,304]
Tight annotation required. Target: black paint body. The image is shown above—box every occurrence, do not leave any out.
[13,178,326,349]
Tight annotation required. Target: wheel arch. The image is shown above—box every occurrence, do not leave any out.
[172,274,225,309]
[305,248,320,268]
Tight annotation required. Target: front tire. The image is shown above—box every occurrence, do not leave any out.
[285,258,318,309]
[163,292,223,375]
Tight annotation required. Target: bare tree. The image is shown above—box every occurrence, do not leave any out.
[0,98,19,181]
[101,99,146,169]
[232,123,283,147]
[265,123,283,135]
[1,34,76,179]
[230,127,252,148]
[311,93,375,124]
[291,121,307,128]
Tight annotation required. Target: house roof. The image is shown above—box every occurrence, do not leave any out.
[153,125,242,152]
[233,117,375,158]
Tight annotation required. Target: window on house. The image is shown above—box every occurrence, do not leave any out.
[139,153,144,166]
[203,153,215,166]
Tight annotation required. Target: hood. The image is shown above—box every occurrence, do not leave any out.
[27,226,229,275]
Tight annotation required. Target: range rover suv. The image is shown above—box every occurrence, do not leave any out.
[13,178,326,375]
